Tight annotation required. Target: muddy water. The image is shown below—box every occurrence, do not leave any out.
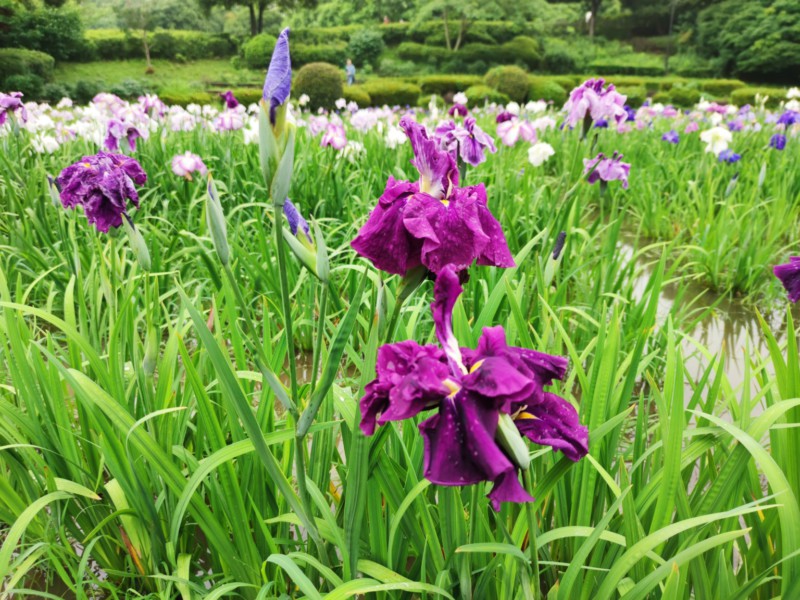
[621,238,795,404]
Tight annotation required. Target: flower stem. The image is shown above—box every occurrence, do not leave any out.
[310,283,329,395]
[522,470,540,599]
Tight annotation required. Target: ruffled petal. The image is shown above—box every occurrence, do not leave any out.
[515,392,588,461]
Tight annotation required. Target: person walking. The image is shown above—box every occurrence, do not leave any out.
[345,59,356,86]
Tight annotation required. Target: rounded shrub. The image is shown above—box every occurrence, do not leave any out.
[669,86,701,107]
[485,65,529,103]
[730,87,784,108]
[4,74,44,98]
[701,79,745,98]
[342,85,371,107]
[72,80,102,104]
[294,62,343,111]
[0,48,55,83]
[528,77,567,104]
[158,89,213,107]
[347,28,384,69]
[292,43,347,68]
[542,47,578,74]
[464,84,510,105]
[242,33,277,70]
[41,82,72,103]
[420,75,482,96]
[360,79,422,106]
[503,36,540,70]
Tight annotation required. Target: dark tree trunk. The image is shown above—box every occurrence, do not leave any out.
[248,3,257,37]
[257,1,265,34]
[589,0,600,39]
[454,18,468,51]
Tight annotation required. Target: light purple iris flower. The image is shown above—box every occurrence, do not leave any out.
[321,122,347,150]
[563,78,628,130]
[775,257,800,303]
[0,92,28,125]
[351,117,513,276]
[583,152,631,189]
[496,117,536,147]
[57,152,147,233]
[105,119,144,152]
[359,266,588,510]
[435,118,497,167]
[263,28,292,124]
[171,152,207,180]
[661,130,679,144]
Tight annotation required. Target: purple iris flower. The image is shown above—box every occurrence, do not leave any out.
[775,257,800,303]
[718,149,741,163]
[105,119,143,152]
[283,198,312,244]
[360,266,588,510]
[594,118,609,128]
[623,105,637,122]
[220,90,239,109]
[583,152,631,189]
[769,134,787,150]
[435,118,497,167]
[0,91,28,125]
[661,130,679,144]
[449,103,468,117]
[263,28,292,125]
[727,119,744,132]
[351,117,513,276]
[496,111,514,124]
[777,110,799,127]
[564,78,627,129]
[57,152,147,233]
[320,122,347,150]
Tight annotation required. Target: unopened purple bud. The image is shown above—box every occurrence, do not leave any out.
[552,231,566,260]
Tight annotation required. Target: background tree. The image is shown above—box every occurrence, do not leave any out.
[198,0,317,36]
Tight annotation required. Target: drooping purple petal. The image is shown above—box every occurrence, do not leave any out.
[350,177,422,276]
[432,266,465,373]
[515,392,588,461]
[400,115,458,199]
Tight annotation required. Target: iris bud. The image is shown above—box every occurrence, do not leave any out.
[496,413,531,470]
[206,175,230,266]
[122,214,151,272]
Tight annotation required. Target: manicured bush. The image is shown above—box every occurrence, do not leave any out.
[502,36,540,70]
[669,86,701,107]
[701,79,746,97]
[360,79,422,106]
[72,80,102,104]
[158,89,213,107]
[528,77,567,104]
[618,86,647,107]
[342,85,371,107]
[347,29,385,69]
[109,79,151,99]
[84,29,138,60]
[591,57,665,77]
[243,33,277,70]
[464,84,510,105]
[730,87,786,108]
[542,46,578,74]
[41,82,72,103]
[4,74,43,98]
[377,57,422,77]
[416,94,446,108]
[485,65,529,103]
[0,48,55,84]
[292,43,348,69]
[149,30,234,61]
[228,88,263,105]
[396,42,449,65]
[0,6,87,61]
[419,75,482,95]
[294,62,343,110]
[652,90,671,104]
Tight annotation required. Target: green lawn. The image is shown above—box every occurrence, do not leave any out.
[54,59,264,91]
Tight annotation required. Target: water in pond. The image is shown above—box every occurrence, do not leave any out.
[621,236,795,407]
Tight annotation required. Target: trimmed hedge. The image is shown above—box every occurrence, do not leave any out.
[464,84,510,105]
[590,59,665,77]
[730,87,786,108]
[360,79,422,106]
[669,86,701,107]
[242,33,277,70]
[419,75,482,95]
[0,48,55,84]
[292,43,347,68]
[617,86,647,106]
[159,89,214,106]
[342,85,371,107]
[84,29,235,62]
[228,88,263,105]
[294,62,343,110]
[485,65,530,103]
[528,77,567,104]
[700,78,745,97]
[396,42,450,65]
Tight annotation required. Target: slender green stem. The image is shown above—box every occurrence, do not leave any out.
[310,283,329,396]
[385,295,404,343]
[522,470,540,599]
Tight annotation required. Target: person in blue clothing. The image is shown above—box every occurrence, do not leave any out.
[345,59,356,86]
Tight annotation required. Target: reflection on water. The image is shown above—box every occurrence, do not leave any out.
[621,238,795,403]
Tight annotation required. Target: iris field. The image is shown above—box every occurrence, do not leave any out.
[2,33,800,600]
